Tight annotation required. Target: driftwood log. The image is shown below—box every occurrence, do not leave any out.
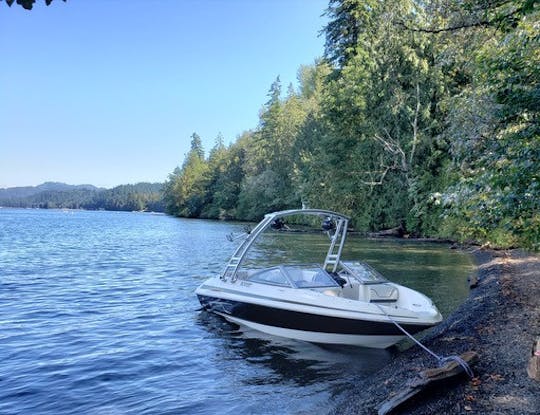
[368,225,405,238]
[377,351,478,415]
[467,273,479,289]
[527,336,540,381]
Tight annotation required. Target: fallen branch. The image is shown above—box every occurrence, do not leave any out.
[377,351,478,415]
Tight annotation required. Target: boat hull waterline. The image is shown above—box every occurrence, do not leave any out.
[197,274,440,348]
[197,294,435,348]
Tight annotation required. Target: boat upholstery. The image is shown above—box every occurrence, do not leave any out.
[369,284,399,303]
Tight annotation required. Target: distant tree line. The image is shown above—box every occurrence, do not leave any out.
[0,183,165,212]
[164,0,539,250]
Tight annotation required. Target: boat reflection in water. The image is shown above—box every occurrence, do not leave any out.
[196,310,393,388]
[196,209,442,349]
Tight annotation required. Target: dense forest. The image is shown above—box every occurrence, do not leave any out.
[164,0,539,249]
[0,182,164,212]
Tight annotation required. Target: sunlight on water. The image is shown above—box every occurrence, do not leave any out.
[0,209,473,414]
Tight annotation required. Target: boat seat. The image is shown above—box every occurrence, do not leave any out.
[369,284,399,303]
[321,288,341,297]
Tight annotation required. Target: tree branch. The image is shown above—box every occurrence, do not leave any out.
[409,83,420,167]
[395,4,526,34]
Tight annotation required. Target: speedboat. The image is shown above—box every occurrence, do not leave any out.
[196,209,442,348]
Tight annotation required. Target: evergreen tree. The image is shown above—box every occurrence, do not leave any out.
[160,0,539,249]
[163,133,208,217]
[440,0,540,248]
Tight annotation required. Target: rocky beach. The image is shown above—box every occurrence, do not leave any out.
[334,249,540,414]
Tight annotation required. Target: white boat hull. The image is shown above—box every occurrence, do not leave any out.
[197,277,441,348]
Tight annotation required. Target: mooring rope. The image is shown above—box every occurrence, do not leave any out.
[375,304,474,378]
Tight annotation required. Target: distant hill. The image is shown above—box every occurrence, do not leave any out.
[0,182,165,212]
[0,182,101,199]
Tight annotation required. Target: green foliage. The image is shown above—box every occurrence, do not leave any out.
[93,183,164,212]
[2,0,65,10]
[440,0,540,249]
[324,0,380,67]
[163,0,539,250]
[300,1,445,233]
[235,77,307,219]
[163,133,209,218]
[201,135,246,219]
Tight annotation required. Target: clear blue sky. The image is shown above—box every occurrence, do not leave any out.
[0,0,328,188]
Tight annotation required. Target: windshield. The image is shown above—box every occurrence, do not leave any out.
[340,261,387,283]
[247,267,292,287]
[246,265,339,288]
[284,266,339,288]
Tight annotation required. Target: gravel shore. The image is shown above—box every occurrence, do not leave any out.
[333,249,540,414]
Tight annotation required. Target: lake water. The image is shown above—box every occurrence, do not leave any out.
[0,209,474,414]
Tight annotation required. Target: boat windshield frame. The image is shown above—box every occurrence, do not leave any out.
[338,260,389,284]
[221,209,350,282]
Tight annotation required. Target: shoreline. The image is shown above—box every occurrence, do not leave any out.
[333,248,540,414]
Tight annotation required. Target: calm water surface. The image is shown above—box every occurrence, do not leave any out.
[0,209,473,414]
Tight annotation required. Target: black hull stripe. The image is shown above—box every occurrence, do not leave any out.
[198,295,434,336]
[199,284,408,318]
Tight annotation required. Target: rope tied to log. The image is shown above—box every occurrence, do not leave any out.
[375,304,475,378]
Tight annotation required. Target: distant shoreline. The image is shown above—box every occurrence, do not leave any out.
[0,182,164,213]
[0,206,165,214]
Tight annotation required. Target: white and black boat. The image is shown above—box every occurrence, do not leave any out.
[196,209,442,348]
